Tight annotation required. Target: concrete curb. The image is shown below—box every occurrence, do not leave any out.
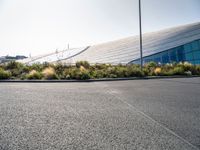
[0,76,200,83]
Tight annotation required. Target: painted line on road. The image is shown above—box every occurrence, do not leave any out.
[96,82,199,150]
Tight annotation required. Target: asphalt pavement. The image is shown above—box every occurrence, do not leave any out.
[0,77,200,150]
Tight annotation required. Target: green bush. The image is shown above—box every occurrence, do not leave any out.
[61,68,71,79]
[79,70,91,80]
[68,68,79,79]
[68,68,91,80]
[196,65,200,75]
[145,61,157,68]
[92,70,106,78]
[4,61,29,78]
[114,67,129,78]
[26,70,43,80]
[4,61,22,70]
[54,63,66,77]
[93,64,111,70]
[127,66,144,77]
[30,63,44,72]
[0,68,11,80]
[170,67,185,75]
[144,61,158,76]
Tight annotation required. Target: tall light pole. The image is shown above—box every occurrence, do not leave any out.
[139,0,143,69]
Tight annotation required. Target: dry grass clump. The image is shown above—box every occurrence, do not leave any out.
[26,70,43,79]
[29,70,37,76]
[154,67,162,75]
[42,67,59,79]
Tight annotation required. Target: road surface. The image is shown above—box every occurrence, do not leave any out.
[0,78,200,149]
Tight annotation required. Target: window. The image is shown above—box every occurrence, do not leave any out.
[193,51,200,60]
[184,43,192,53]
[154,57,161,63]
[177,46,185,54]
[195,60,200,65]
[185,52,194,61]
[199,40,200,46]
[177,46,185,61]
[131,39,200,65]
[148,55,155,60]
[169,49,177,62]
[152,53,161,63]
[144,59,152,63]
[161,51,170,64]
[132,59,140,64]
[191,41,199,51]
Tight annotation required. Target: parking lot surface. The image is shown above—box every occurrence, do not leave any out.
[0,78,200,149]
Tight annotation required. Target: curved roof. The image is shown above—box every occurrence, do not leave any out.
[61,22,200,64]
[20,22,200,65]
[18,47,89,64]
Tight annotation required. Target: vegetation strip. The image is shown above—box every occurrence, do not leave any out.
[0,61,200,80]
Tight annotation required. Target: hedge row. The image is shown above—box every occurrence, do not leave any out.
[0,61,200,80]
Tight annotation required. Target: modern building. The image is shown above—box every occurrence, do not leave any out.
[19,22,200,65]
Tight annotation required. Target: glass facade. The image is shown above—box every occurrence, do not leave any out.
[131,39,200,65]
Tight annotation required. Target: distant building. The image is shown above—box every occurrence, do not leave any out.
[0,55,27,63]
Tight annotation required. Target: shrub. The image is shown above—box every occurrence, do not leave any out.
[196,65,200,75]
[0,68,11,80]
[30,63,44,72]
[68,68,79,79]
[79,70,91,80]
[26,70,43,80]
[184,71,192,76]
[68,68,91,80]
[42,67,59,80]
[4,61,29,77]
[114,67,129,78]
[76,61,90,69]
[183,62,193,70]
[144,62,157,76]
[92,70,106,78]
[54,63,66,77]
[63,68,72,79]
[127,66,144,77]
[145,61,157,69]
[5,61,22,70]
[94,64,110,70]
[10,68,23,77]
[142,67,150,76]
[170,67,185,75]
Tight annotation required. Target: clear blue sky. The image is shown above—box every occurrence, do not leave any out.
[0,0,200,56]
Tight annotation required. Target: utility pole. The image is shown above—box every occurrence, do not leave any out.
[139,0,143,69]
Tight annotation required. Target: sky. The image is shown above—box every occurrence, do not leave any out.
[0,0,200,56]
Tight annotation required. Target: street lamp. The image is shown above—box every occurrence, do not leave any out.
[139,0,143,69]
